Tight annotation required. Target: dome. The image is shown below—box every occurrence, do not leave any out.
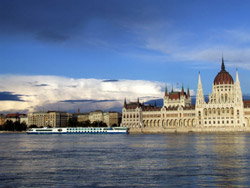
[214,58,234,85]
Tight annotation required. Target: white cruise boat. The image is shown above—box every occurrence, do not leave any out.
[26,127,129,134]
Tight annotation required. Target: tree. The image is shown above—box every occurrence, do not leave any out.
[92,121,107,127]
[29,124,38,128]
[3,120,14,131]
[68,117,78,127]
[111,124,118,127]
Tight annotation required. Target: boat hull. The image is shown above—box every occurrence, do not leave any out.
[26,127,129,134]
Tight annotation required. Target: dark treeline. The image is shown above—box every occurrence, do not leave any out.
[0,120,27,131]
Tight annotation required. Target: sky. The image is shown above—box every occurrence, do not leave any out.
[1,0,250,114]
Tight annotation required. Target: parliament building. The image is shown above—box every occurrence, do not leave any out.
[121,58,250,132]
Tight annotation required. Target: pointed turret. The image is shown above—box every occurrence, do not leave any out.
[165,85,168,96]
[181,83,184,96]
[236,68,239,83]
[154,101,157,107]
[124,98,127,108]
[196,72,205,105]
[187,87,190,98]
[137,97,140,107]
[171,85,174,93]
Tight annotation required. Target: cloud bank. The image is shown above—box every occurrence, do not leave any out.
[0,75,195,113]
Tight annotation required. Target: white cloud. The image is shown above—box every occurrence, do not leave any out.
[0,75,196,113]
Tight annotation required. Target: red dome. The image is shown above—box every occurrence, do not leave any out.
[214,58,234,85]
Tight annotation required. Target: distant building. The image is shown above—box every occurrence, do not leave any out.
[75,110,121,127]
[77,113,89,122]
[121,57,250,132]
[89,110,104,123]
[0,114,5,126]
[28,111,69,127]
[5,113,27,123]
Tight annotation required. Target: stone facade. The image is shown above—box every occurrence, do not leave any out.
[76,110,121,127]
[28,111,68,127]
[121,58,250,132]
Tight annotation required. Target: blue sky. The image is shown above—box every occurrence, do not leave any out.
[1,0,250,113]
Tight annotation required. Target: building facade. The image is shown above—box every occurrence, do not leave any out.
[121,58,250,132]
[76,110,121,127]
[28,111,69,127]
[5,114,27,124]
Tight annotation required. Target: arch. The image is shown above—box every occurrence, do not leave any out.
[204,108,207,116]
[174,119,178,127]
[217,108,220,115]
[184,119,187,126]
[208,108,212,115]
[179,119,182,127]
[245,118,249,127]
[153,120,157,127]
[169,119,173,127]
[191,119,195,127]
[231,107,234,115]
[213,108,216,114]
[162,120,166,127]
[165,119,169,127]
[221,108,224,114]
[157,119,161,127]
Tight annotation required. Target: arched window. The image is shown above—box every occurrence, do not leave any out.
[204,109,207,116]
[231,108,234,115]
[213,108,216,114]
[221,94,224,103]
[225,94,228,102]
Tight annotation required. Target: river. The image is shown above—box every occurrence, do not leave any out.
[1,133,250,187]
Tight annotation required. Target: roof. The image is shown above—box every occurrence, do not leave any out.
[244,100,250,108]
[6,113,26,118]
[214,58,234,85]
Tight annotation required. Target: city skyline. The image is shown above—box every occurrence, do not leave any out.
[1,0,250,113]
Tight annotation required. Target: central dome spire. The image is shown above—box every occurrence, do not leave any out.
[221,56,225,71]
[214,56,234,85]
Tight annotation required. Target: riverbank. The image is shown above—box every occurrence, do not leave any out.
[128,127,250,134]
[0,131,26,134]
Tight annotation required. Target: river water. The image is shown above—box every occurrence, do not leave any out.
[1,133,250,187]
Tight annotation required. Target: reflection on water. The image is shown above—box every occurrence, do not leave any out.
[1,133,250,187]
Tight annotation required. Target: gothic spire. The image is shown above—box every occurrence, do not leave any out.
[124,98,127,108]
[165,85,168,96]
[196,72,205,105]
[181,83,184,95]
[221,56,225,71]
[236,68,239,83]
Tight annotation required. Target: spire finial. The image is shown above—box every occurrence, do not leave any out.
[221,56,225,71]
[124,98,127,108]
[165,84,168,96]
[187,86,190,97]
[181,82,184,95]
